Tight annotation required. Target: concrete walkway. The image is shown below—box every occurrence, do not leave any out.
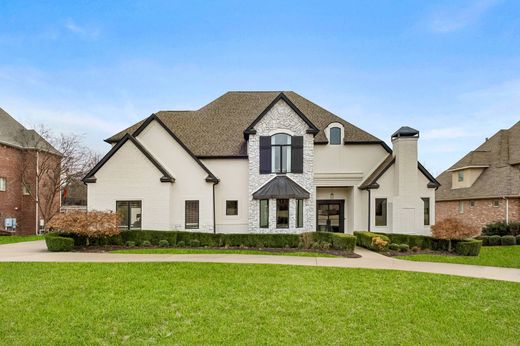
[1,240,519,282]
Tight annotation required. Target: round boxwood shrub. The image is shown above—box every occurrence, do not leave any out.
[455,239,482,256]
[142,240,151,247]
[189,239,201,247]
[177,240,185,247]
[398,244,410,252]
[488,235,501,246]
[516,235,520,245]
[477,235,490,246]
[159,240,169,247]
[501,235,516,246]
[45,233,74,252]
[389,243,400,251]
[125,241,136,247]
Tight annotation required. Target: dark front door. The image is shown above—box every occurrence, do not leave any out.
[317,200,345,233]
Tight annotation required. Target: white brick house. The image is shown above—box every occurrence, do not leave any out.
[84,91,439,235]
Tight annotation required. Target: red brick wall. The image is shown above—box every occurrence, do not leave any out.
[436,198,520,231]
[0,145,60,235]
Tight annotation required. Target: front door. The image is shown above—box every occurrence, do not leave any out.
[317,200,345,233]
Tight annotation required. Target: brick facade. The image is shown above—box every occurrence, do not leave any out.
[0,144,60,235]
[436,198,520,231]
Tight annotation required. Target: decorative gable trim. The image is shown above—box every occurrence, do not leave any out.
[82,133,174,184]
[243,92,319,140]
[132,114,219,183]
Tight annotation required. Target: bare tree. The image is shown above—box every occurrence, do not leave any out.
[19,126,99,230]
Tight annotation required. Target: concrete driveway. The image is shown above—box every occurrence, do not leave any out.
[1,240,519,282]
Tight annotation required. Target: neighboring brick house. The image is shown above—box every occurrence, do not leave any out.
[436,121,520,230]
[0,108,61,235]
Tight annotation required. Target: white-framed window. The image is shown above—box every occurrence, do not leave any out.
[458,171,464,182]
[422,197,430,226]
[185,200,199,229]
[226,200,238,216]
[259,200,269,228]
[375,198,387,226]
[271,133,291,173]
[329,127,342,145]
[459,201,464,214]
[0,177,6,191]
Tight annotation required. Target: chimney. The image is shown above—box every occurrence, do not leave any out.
[391,126,419,197]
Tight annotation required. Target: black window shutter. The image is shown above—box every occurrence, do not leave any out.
[291,136,304,173]
[259,136,271,174]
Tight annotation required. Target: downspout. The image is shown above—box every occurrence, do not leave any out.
[367,189,371,232]
[212,181,219,234]
[35,151,39,235]
[505,197,509,224]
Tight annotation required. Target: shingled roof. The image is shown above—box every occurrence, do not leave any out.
[0,107,60,155]
[105,91,384,157]
[436,121,520,201]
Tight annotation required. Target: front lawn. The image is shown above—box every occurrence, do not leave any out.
[0,235,43,245]
[111,248,339,257]
[397,246,520,269]
[0,263,518,345]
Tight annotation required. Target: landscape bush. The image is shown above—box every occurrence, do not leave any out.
[177,240,185,247]
[125,241,136,247]
[189,239,201,247]
[432,218,479,252]
[516,235,520,245]
[398,244,409,252]
[455,239,482,256]
[44,233,74,252]
[159,240,169,247]
[476,235,490,246]
[354,232,390,251]
[142,240,151,247]
[488,235,501,246]
[389,243,399,251]
[47,211,121,244]
[482,221,520,236]
[501,235,516,246]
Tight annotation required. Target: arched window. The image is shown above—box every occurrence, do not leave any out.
[271,133,291,173]
[329,127,341,145]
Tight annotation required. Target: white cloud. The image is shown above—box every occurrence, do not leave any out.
[428,0,502,33]
[64,19,100,39]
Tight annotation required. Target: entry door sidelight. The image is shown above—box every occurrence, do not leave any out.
[317,200,345,233]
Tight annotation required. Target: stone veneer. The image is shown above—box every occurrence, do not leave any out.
[247,100,315,233]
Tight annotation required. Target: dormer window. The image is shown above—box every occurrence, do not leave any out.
[458,171,464,182]
[330,127,341,145]
[271,133,291,173]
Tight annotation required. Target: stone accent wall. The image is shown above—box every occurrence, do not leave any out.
[248,100,315,233]
[436,198,520,231]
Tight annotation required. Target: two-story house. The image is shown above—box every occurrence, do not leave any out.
[84,91,439,234]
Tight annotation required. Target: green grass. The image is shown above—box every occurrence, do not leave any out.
[0,235,43,244]
[397,246,520,269]
[111,248,339,257]
[0,263,519,345]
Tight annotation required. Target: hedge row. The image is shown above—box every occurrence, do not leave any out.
[49,230,357,253]
[477,235,520,246]
[45,233,74,252]
[353,232,391,251]
[455,239,482,256]
[482,221,520,236]
[374,232,453,251]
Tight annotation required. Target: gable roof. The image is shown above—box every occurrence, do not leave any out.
[83,133,174,184]
[436,121,520,201]
[105,91,384,157]
[359,155,440,190]
[252,175,310,199]
[0,107,60,155]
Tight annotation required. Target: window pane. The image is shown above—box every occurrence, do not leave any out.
[296,199,303,228]
[185,200,199,229]
[458,171,464,182]
[459,201,464,213]
[272,146,281,173]
[116,201,129,229]
[0,177,6,191]
[330,127,341,145]
[260,200,269,228]
[375,198,387,226]
[129,201,142,230]
[272,133,291,145]
[281,145,291,173]
[226,200,238,215]
[422,198,430,226]
[276,199,289,228]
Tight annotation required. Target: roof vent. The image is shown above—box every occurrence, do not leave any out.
[391,126,419,139]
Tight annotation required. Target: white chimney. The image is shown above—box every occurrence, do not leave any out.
[391,126,419,197]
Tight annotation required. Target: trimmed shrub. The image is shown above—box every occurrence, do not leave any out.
[501,235,516,246]
[159,240,169,247]
[354,231,390,251]
[330,233,356,252]
[45,233,74,252]
[120,230,177,246]
[516,235,520,245]
[488,235,501,246]
[398,244,410,252]
[476,235,490,246]
[432,218,479,252]
[389,243,400,251]
[375,232,434,250]
[125,241,136,247]
[482,221,519,236]
[455,240,482,256]
[142,240,151,247]
[47,211,121,239]
[177,241,185,247]
[221,233,300,248]
[189,239,201,247]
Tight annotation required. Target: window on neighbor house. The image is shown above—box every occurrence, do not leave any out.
[276,199,289,228]
[0,177,6,191]
[329,127,341,145]
[226,200,238,216]
[459,201,464,214]
[259,200,269,228]
[493,200,500,207]
[296,199,304,228]
[116,201,142,230]
[458,171,464,182]
[22,183,30,195]
[271,134,291,173]
[470,200,475,207]
[375,198,387,226]
[422,198,430,226]
[185,200,199,229]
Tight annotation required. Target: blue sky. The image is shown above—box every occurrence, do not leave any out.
[1,0,519,175]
